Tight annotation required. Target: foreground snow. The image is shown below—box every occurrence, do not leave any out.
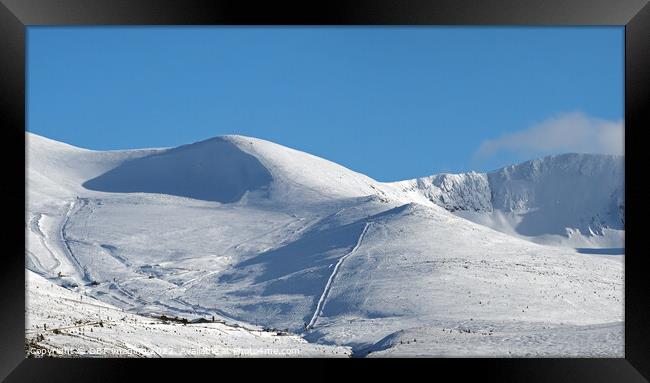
[26,132,624,357]
[26,270,350,357]
[361,321,623,357]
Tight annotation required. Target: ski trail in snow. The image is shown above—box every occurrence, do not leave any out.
[28,213,62,273]
[180,269,222,289]
[175,217,311,292]
[60,198,91,283]
[306,222,370,330]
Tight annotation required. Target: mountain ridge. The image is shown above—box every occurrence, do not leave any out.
[28,131,624,247]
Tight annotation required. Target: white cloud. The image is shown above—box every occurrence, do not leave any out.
[474,112,624,160]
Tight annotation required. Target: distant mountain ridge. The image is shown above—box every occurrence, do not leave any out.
[391,153,624,246]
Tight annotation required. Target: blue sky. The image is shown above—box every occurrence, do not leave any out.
[27,27,623,181]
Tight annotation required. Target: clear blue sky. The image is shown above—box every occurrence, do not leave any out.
[27,27,623,181]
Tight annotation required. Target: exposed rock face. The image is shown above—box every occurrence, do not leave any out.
[413,172,492,212]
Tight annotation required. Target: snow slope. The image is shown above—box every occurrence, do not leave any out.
[301,203,622,354]
[360,321,623,358]
[26,270,350,357]
[26,132,624,357]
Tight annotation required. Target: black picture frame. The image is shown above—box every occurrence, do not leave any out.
[1,0,648,381]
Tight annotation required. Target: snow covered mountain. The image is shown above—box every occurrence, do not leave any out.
[391,153,624,249]
[25,132,624,357]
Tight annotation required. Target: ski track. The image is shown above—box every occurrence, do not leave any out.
[28,213,62,273]
[59,198,92,283]
[181,217,312,291]
[306,222,371,330]
[232,216,308,253]
[180,269,222,289]
[26,250,48,274]
[99,244,132,267]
